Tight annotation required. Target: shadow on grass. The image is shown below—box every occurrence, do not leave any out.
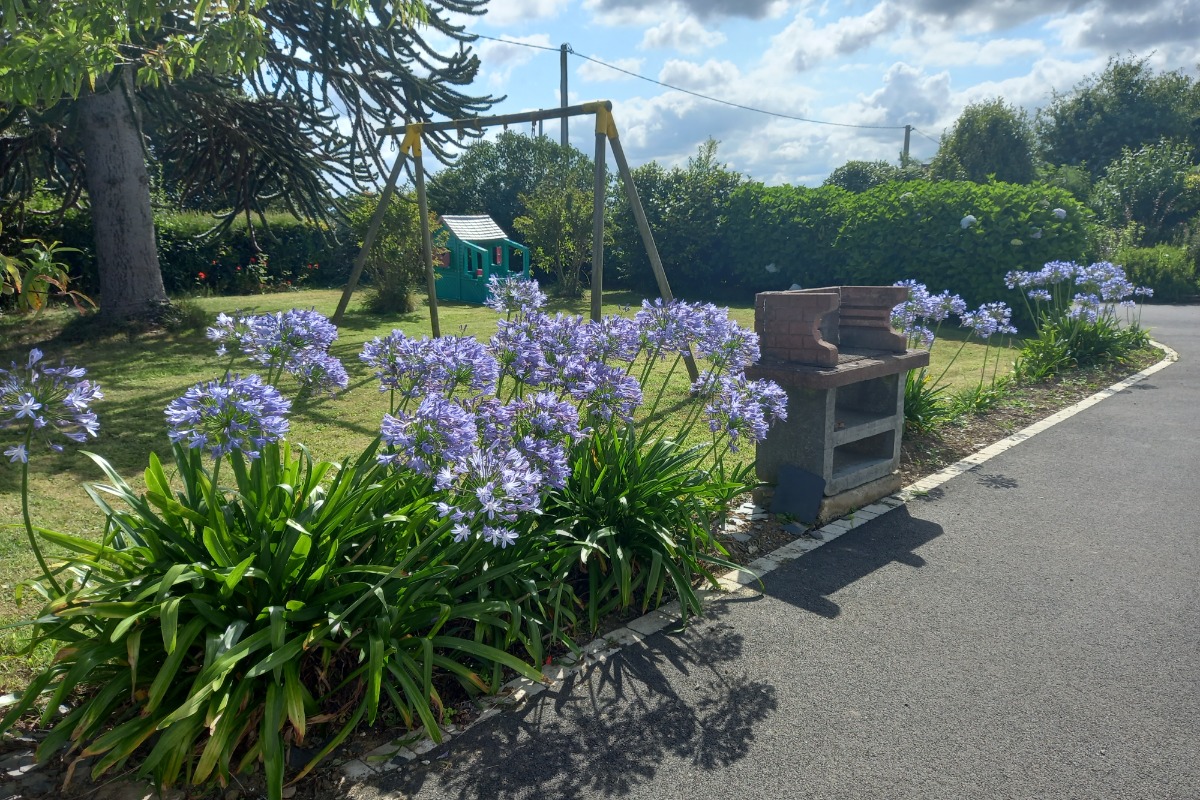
[364,601,777,800]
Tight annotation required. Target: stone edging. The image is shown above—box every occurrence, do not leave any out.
[339,340,1180,782]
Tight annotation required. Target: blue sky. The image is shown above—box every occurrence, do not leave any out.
[422,0,1200,186]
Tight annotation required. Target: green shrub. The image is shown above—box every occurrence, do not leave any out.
[903,367,949,433]
[4,442,541,800]
[834,181,1094,309]
[1116,244,1198,302]
[10,210,355,297]
[542,425,744,631]
[722,183,849,294]
[343,192,433,314]
[157,212,353,296]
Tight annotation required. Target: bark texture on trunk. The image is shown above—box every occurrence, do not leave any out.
[77,71,167,320]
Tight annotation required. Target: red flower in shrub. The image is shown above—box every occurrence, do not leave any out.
[198,272,207,280]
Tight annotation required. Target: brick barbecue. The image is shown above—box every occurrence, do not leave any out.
[746,286,929,521]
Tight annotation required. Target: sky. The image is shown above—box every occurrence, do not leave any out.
[423,0,1200,186]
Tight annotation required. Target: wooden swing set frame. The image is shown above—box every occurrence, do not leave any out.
[332,100,698,379]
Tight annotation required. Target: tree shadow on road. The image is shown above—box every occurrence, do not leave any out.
[363,601,777,799]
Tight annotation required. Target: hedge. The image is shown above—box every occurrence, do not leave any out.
[12,209,356,297]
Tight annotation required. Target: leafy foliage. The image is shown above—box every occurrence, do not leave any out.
[514,170,596,299]
[1091,139,1199,244]
[3,441,540,800]
[929,99,1037,185]
[1114,243,1198,302]
[344,191,433,313]
[542,426,745,631]
[834,181,1092,309]
[608,139,746,296]
[427,132,594,241]
[1036,55,1200,179]
[823,160,907,193]
[903,367,949,433]
[720,182,848,294]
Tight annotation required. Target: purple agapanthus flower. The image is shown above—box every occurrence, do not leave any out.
[165,374,290,460]
[379,396,476,475]
[489,317,548,386]
[635,298,703,358]
[361,332,498,398]
[430,444,543,548]
[485,275,547,316]
[693,305,761,371]
[583,314,642,363]
[961,302,1017,339]
[211,309,347,395]
[292,351,350,395]
[891,281,966,349]
[704,374,787,453]
[1,348,102,461]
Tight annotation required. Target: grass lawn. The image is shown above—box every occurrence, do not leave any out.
[0,287,1020,688]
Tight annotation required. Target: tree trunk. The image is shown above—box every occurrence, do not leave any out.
[77,71,168,320]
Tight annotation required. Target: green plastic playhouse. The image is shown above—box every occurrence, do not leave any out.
[435,215,531,304]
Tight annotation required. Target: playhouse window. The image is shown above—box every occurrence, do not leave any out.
[493,246,503,266]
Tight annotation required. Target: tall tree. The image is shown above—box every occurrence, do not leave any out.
[426,131,592,239]
[929,98,1036,184]
[0,0,496,320]
[513,152,596,298]
[823,159,904,192]
[1036,55,1200,178]
[608,138,745,296]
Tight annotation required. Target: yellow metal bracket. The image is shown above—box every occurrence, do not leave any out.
[400,123,424,157]
[594,106,618,140]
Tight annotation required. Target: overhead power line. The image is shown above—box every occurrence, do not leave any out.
[469,33,911,132]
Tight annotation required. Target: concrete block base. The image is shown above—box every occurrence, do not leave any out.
[755,471,902,526]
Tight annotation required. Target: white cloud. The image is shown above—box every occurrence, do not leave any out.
[657,59,741,89]
[482,0,569,27]
[578,56,646,83]
[640,16,728,53]
[889,31,1046,67]
[769,2,905,73]
[842,62,954,129]
[477,34,554,85]
[1046,1,1200,60]
[585,0,788,23]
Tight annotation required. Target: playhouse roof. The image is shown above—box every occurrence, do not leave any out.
[441,215,508,242]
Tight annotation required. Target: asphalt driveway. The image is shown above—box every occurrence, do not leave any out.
[350,304,1200,800]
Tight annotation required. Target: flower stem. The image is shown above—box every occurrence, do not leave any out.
[20,430,62,595]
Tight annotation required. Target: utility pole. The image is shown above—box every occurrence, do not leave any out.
[903,124,912,163]
[560,44,569,147]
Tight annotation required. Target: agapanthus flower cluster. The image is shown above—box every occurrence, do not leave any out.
[361,331,499,401]
[208,309,348,394]
[371,278,787,547]
[1005,260,1148,321]
[484,275,547,316]
[0,348,102,463]
[435,446,542,549]
[704,375,788,453]
[891,280,967,349]
[635,298,704,357]
[583,314,641,363]
[961,302,1018,339]
[693,303,761,371]
[165,374,290,460]
[379,395,476,475]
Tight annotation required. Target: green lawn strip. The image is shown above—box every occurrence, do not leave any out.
[0,288,1018,689]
